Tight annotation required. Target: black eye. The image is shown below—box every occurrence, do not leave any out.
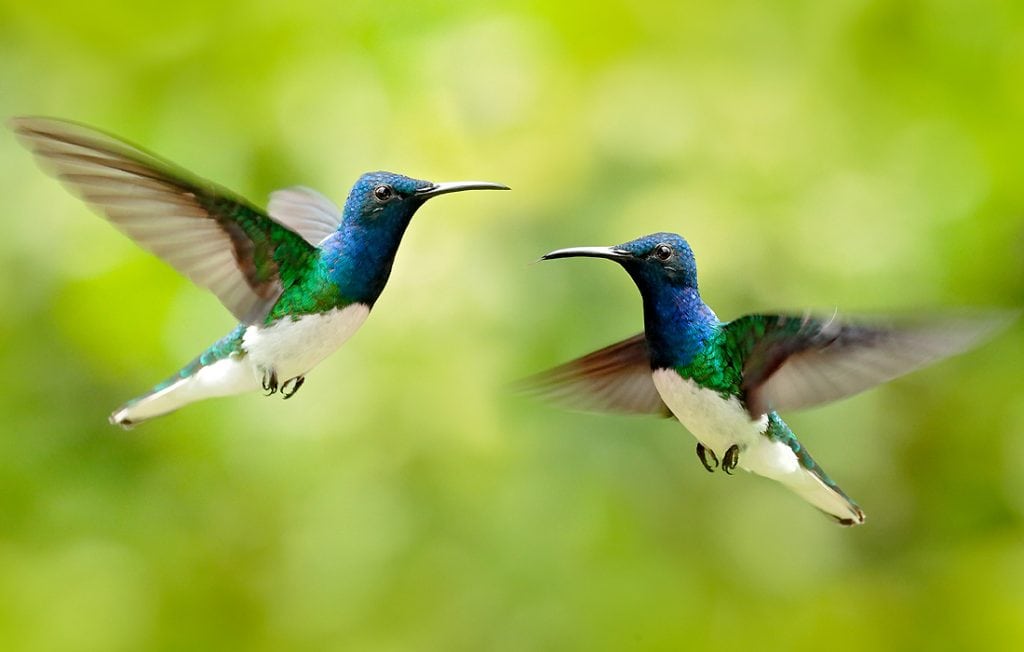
[373,184,394,202]
[654,244,673,261]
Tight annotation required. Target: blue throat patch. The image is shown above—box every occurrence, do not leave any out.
[640,284,720,370]
[319,171,433,306]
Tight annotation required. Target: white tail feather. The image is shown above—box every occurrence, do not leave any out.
[110,358,257,428]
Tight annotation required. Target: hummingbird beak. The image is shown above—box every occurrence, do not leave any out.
[540,246,631,262]
[415,181,510,198]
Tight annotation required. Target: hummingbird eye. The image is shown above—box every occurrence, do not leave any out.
[653,244,673,261]
[372,184,394,202]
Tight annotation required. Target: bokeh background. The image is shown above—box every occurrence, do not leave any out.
[2,1,1023,650]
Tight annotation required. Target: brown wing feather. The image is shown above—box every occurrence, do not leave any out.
[522,333,672,417]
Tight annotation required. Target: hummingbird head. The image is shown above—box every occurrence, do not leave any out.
[327,171,507,306]
[542,232,716,368]
[542,232,699,293]
[344,171,509,228]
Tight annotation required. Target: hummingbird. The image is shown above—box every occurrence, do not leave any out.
[528,232,1011,525]
[11,117,508,428]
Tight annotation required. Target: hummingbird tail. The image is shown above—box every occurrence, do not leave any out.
[109,380,189,429]
[779,464,865,526]
[108,326,258,429]
[109,356,258,429]
[759,414,866,525]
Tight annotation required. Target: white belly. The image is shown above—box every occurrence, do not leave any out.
[110,303,372,427]
[651,368,766,454]
[243,303,371,380]
[650,369,865,524]
[651,368,800,478]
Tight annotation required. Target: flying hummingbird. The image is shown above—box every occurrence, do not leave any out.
[12,117,508,427]
[528,232,1011,525]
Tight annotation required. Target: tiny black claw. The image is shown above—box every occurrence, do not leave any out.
[722,444,740,475]
[696,443,719,473]
[262,369,279,396]
[281,375,305,399]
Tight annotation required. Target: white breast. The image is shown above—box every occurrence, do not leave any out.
[651,368,767,454]
[242,303,371,380]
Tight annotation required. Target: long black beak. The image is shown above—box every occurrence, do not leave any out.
[415,181,510,198]
[541,246,631,262]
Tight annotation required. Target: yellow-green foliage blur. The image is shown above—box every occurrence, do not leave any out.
[1,1,1023,650]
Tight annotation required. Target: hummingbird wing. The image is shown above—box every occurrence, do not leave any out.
[726,311,1013,417]
[11,116,317,324]
[267,186,343,246]
[521,333,672,417]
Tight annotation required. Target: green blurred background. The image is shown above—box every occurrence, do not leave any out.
[2,1,1023,650]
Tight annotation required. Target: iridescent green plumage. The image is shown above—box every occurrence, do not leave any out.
[674,327,742,398]
[192,195,321,308]
[265,268,347,322]
[673,315,810,403]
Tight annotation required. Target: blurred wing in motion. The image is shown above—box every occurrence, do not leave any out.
[727,311,1016,417]
[11,116,317,324]
[267,186,343,246]
[521,333,672,417]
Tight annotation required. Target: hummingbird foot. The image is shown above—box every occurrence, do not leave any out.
[281,375,305,399]
[722,445,740,475]
[262,369,279,396]
[696,443,719,473]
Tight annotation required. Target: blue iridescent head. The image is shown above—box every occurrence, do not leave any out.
[343,171,508,224]
[542,232,700,292]
[325,171,507,306]
[542,232,715,367]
